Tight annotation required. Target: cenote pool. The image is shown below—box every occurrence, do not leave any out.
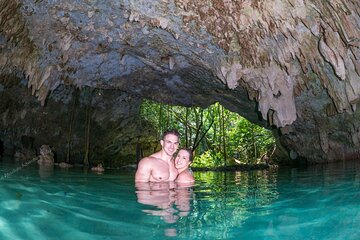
[1,160,360,240]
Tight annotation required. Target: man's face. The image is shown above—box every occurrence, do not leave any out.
[161,133,180,157]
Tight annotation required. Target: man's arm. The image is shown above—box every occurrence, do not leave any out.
[135,158,152,182]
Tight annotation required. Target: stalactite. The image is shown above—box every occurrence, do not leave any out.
[0,0,360,164]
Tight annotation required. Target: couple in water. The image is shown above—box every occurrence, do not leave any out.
[135,129,194,183]
[135,130,194,231]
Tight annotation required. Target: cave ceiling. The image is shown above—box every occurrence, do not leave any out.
[1,0,360,163]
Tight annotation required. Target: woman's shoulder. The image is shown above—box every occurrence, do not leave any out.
[176,170,195,183]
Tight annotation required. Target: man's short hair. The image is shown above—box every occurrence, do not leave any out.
[161,129,180,140]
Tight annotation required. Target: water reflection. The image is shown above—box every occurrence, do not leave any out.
[135,181,194,236]
[193,170,280,208]
[1,160,360,239]
[38,164,54,179]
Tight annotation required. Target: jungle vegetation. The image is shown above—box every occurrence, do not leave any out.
[140,100,275,168]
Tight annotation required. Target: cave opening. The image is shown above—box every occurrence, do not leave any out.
[139,99,276,168]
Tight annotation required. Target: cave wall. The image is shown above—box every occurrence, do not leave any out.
[0,76,158,167]
[0,0,360,164]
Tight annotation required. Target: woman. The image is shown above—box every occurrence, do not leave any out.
[174,148,195,183]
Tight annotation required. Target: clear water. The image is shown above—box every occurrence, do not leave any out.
[1,160,360,240]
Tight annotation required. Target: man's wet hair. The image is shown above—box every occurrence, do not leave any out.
[161,129,180,140]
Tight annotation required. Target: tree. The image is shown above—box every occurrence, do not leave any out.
[140,100,275,167]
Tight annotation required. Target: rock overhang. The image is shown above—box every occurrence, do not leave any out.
[1,0,360,163]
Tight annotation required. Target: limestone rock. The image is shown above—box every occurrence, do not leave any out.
[0,0,360,163]
[37,145,54,165]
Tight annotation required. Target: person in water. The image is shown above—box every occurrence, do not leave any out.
[135,129,180,182]
[91,163,105,172]
[174,148,195,183]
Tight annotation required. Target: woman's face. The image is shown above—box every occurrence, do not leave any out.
[175,150,190,169]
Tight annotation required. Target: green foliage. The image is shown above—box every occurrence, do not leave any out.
[191,150,219,168]
[140,100,275,167]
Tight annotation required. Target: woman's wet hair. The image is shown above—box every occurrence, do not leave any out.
[161,129,180,140]
[178,148,193,162]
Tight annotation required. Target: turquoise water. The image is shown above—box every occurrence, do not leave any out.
[1,160,360,239]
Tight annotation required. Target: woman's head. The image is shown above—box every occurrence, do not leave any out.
[174,148,193,170]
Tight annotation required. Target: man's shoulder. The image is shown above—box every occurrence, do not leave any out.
[138,155,162,165]
[140,155,157,161]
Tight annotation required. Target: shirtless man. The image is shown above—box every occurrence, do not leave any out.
[135,129,180,182]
